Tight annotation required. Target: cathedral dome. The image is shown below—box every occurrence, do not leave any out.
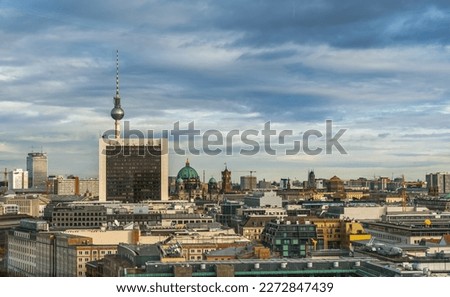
[176,159,199,180]
[208,177,217,184]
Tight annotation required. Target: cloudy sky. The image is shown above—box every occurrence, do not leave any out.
[1,0,450,183]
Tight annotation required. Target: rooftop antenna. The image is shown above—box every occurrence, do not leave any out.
[110,50,125,139]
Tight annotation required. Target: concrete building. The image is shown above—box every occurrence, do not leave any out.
[145,230,251,262]
[53,176,99,197]
[48,200,211,230]
[362,217,450,245]
[0,196,40,217]
[26,152,48,191]
[7,219,134,277]
[257,179,272,189]
[243,191,282,208]
[0,204,19,215]
[326,204,386,220]
[7,169,28,190]
[35,232,118,277]
[240,175,257,191]
[50,204,107,229]
[6,219,49,276]
[239,215,278,242]
[426,172,450,195]
[99,51,168,202]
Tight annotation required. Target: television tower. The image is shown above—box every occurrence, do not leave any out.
[110,50,125,139]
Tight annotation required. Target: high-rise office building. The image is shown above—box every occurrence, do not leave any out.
[99,51,168,202]
[7,169,28,190]
[26,152,48,191]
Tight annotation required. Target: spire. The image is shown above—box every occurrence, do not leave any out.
[115,49,120,99]
[186,158,190,167]
[110,49,125,138]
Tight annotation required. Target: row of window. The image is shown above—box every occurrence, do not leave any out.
[52,222,101,227]
[53,212,106,216]
[53,217,102,221]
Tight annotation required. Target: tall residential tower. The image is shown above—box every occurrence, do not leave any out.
[98,51,168,202]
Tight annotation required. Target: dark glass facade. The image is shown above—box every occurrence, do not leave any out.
[105,144,162,202]
[261,222,317,258]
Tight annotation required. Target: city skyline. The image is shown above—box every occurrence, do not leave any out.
[1,1,450,182]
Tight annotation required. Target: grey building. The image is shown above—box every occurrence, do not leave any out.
[240,176,257,191]
[426,172,450,195]
[243,191,282,208]
[26,152,48,191]
[50,204,107,229]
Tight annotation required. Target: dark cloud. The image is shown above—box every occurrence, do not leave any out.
[206,1,450,48]
[1,1,450,180]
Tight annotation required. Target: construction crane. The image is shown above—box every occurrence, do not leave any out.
[402,175,407,212]
[3,168,7,189]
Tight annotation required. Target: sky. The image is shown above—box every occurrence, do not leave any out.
[1,0,450,183]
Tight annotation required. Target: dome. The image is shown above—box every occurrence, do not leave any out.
[176,159,199,180]
[111,107,124,120]
[329,175,342,182]
[176,178,184,184]
[208,177,217,184]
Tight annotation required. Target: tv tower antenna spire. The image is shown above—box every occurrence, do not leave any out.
[110,50,125,139]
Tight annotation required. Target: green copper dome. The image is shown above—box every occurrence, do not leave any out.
[176,159,199,180]
[208,177,217,184]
